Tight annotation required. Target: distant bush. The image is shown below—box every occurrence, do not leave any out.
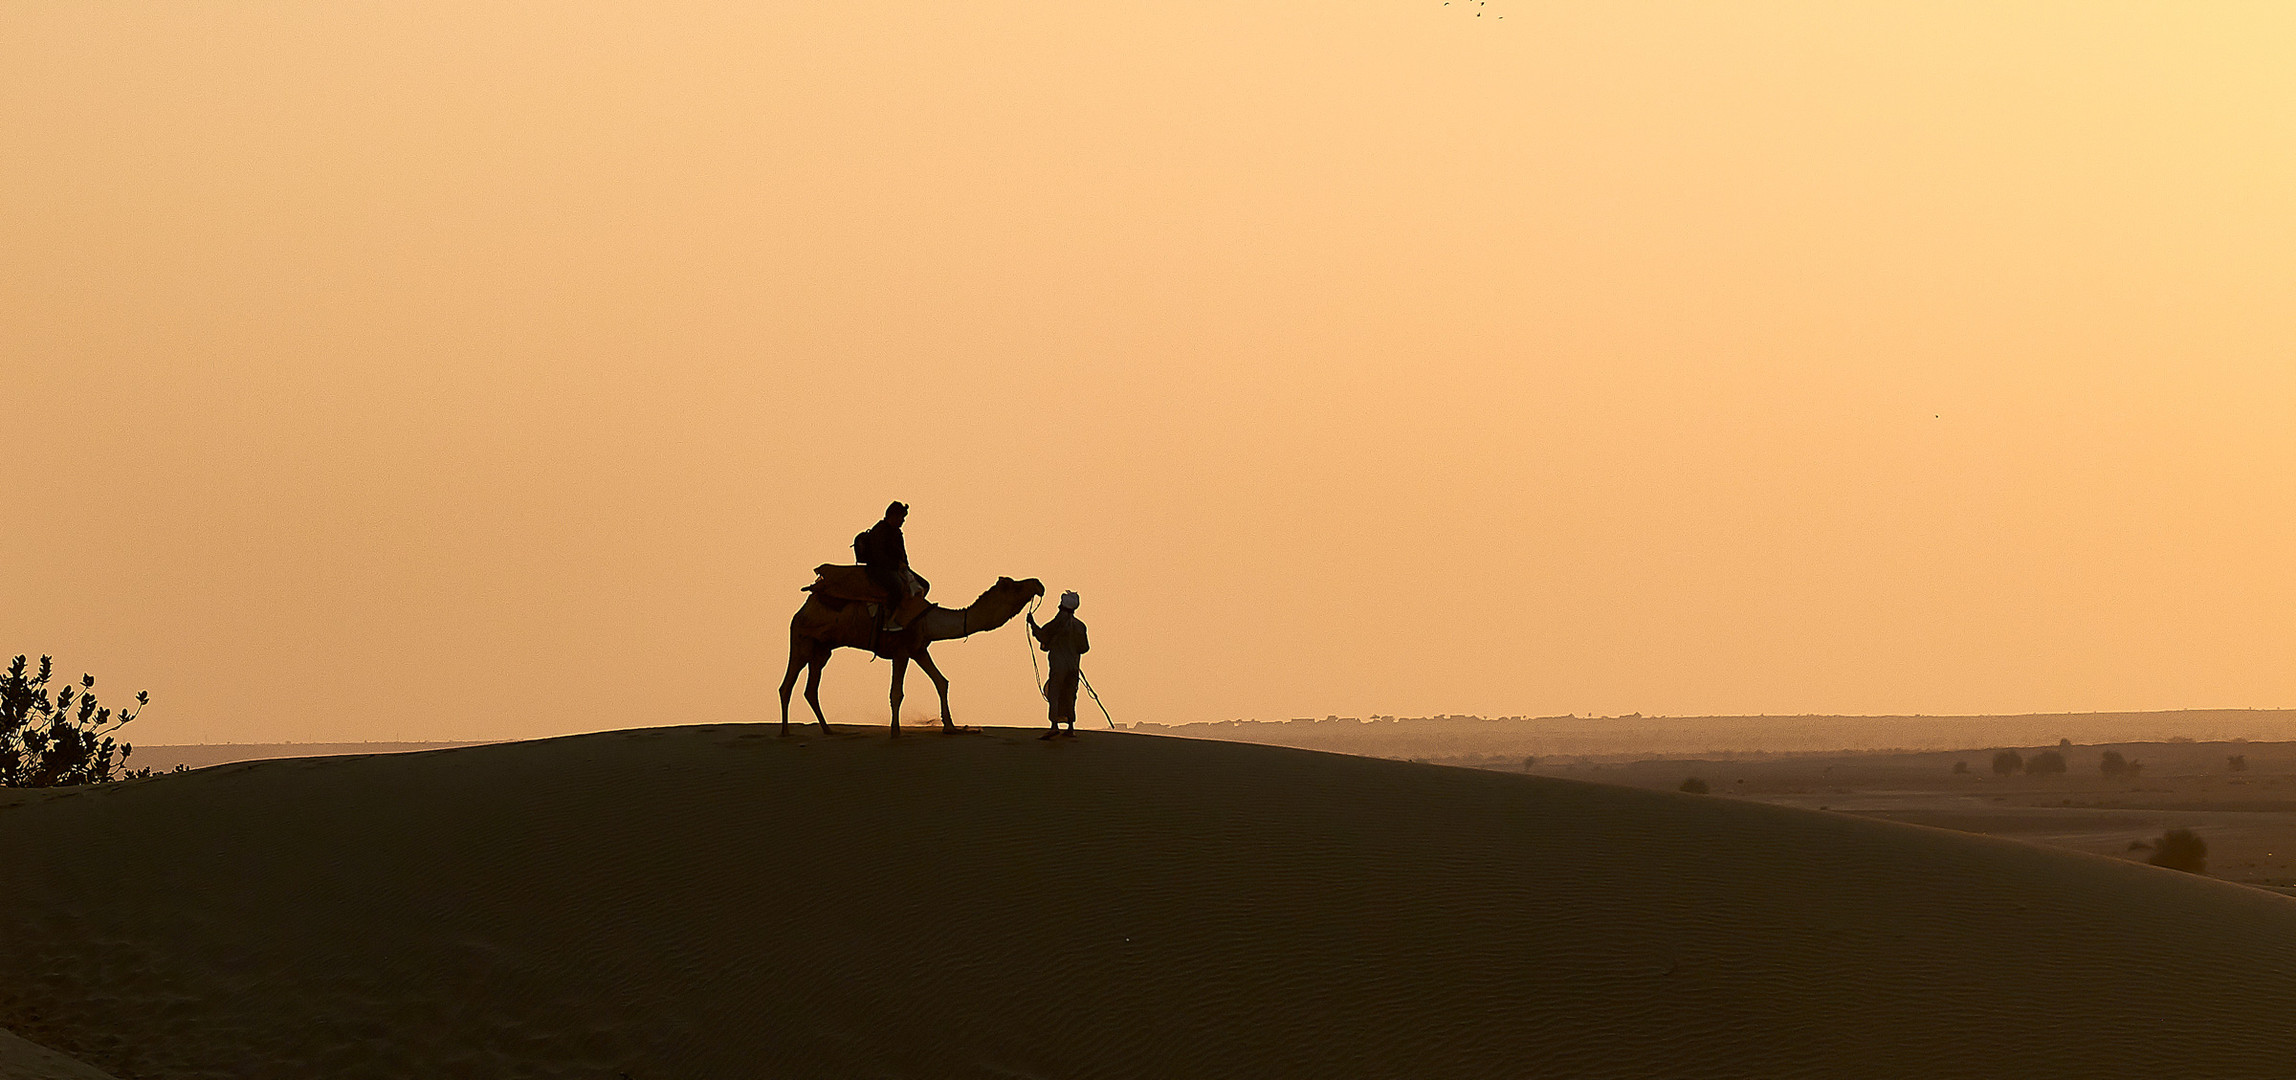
[2100,750,2129,777]
[1679,777,1709,794]
[1522,756,1538,771]
[0,655,147,787]
[1953,760,1969,774]
[2025,751,2067,776]
[2229,754,2248,773]
[2148,828,2207,874]
[1992,751,2023,776]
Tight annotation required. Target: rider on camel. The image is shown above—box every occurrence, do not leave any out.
[855,501,924,631]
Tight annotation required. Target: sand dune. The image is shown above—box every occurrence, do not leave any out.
[0,1029,117,1080]
[4,726,2296,1078]
[124,743,486,775]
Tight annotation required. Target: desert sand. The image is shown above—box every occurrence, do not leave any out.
[124,743,485,775]
[1454,742,2296,893]
[0,1028,117,1080]
[4,726,2296,1078]
[1138,710,2296,760]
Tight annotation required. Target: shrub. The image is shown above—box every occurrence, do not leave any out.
[2100,750,2129,777]
[1679,777,1709,794]
[1522,756,1538,771]
[2125,761,2143,780]
[2229,754,2248,773]
[2148,828,2207,874]
[1992,750,2023,776]
[1953,760,1969,774]
[2025,750,2067,776]
[0,655,148,787]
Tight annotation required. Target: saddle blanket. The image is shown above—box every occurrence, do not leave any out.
[805,564,930,625]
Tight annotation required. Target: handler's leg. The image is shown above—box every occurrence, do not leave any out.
[1040,669,1064,740]
[1051,668,1080,737]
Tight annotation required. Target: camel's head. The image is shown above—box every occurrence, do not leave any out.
[965,576,1045,631]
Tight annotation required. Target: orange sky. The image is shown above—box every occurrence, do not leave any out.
[7,2,2292,743]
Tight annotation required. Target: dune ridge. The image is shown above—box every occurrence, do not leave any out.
[3,726,2295,1078]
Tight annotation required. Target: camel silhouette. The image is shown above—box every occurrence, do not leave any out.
[778,574,1045,736]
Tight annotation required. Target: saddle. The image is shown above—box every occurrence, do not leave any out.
[805,564,931,627]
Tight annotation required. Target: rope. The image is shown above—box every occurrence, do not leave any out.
[1021,596,1044,697]
[1080,671,1115,729]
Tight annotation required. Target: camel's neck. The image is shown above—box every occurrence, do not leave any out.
[916,589,1031,643]
[916,606,971,642]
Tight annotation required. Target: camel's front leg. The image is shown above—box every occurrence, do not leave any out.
[912,647,955,730]
[889,654,909,737]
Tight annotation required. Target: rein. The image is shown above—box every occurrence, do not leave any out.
[1020,595,1045,697]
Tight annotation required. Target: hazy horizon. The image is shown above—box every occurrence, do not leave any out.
[120,707,2296,762]
[8,2,2292,743]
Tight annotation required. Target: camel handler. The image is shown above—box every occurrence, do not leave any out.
[1028,590,1090,738]
[853,501,927,631]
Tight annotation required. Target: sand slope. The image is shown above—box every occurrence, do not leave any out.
[0,1030,117,1080]
[3,726,2295,1078]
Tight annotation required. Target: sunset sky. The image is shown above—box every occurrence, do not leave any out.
[7,2,2292,743]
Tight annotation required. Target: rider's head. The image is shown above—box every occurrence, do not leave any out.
[885,501,909,523]
[1059,590,1080,611]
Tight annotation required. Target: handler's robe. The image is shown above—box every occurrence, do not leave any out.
[1032,612,1090,721]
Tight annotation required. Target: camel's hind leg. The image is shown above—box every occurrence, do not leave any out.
[912,647,956,730]
[802,652,830,732]
[777,640,809,736]
[888,655,909,738]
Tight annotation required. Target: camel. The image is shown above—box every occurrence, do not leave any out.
[778,573,1045,736]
